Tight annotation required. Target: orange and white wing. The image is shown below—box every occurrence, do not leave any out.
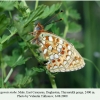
[38,32,85,73]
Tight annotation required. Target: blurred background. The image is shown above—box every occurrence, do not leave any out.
[0,1,100,88]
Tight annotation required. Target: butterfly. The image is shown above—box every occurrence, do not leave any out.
[31,23,85,73]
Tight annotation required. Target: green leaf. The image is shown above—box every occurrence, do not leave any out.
[15,1,28,16]
[14,4,46,34]
[14,3,61,35]
[69,9,81,20]
[0,14,10,34]
[0,1,16,11]
[52,26,60,36]
[24,4,46,26]
[0,26,17,44]
[49,4,55,15]
[45,23,53,30]
[59,12,68,24]
[67,38,84,49]
[50,24,63,37]
[2,36,19,51]
[8,26,17,34]
[12,67,43,87]
[31,44,40,50]
[19,42,27,50]
[68,22,82,33]
[3,49,30,67]
[40,3,62,19]
[12,74,33,88]
[25,67,44,77]
[14,20,24,34]
[0,34,9,44]
[42,6,49,17]
[32,67,44,72]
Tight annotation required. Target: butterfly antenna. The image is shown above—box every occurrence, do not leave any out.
[45,18,63,25]
[44,10,64,26]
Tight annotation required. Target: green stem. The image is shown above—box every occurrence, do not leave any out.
[35,0,39,10]
[4,68,13,83]
[1,52,4,88]
[4,48,28,84]
[1,30,17,44]
[23,39,42,63]
[0,52,4,88]
[63,10,69,39]
[63,25,68,39]
[1,62,7,87]
[1,68,4,88]
[48,74,57,88]
[83,2,93,87]
[9,11,12,19]
[84,58,100,75]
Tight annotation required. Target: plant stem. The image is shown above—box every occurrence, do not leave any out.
[63,10,69,39]
[83,1,93,87]
[1,68,4,88]
[1,54,4,88]
[63,25,68,39]
[84,58,100,75]
[4,68,13,83]
[0,52,4,88]
[35,0,39,10]
[24,39,42,63]
[48,74,57,88]
[1,63,7,87]
[1,29,17,44]
[9,11,12,19]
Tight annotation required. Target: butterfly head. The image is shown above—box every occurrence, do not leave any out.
[34,23,44,32]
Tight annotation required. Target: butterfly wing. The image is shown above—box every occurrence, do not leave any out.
[37,32,85,73]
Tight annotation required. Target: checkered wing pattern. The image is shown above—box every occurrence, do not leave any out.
[38,32,85,73]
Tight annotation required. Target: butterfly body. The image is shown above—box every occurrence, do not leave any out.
[31,23,85,73]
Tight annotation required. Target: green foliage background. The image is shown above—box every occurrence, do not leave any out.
[0,1,100,88]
